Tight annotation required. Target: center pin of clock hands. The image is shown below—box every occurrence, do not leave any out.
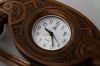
[45,28,60,48]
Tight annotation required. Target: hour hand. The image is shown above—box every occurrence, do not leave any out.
[45,28,53,36]
[45,28,51,33]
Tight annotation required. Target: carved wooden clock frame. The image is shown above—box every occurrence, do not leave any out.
[0,0,100,66]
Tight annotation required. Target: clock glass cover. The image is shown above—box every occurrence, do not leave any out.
[32,15,71,50]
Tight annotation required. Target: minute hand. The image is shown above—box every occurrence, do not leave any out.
[52,34,60,45]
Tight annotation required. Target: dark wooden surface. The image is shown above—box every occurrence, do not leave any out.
[0,0,100,66]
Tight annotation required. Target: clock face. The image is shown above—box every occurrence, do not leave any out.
[32,15,71,50]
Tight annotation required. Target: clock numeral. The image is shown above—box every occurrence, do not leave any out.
[56,22,60,26]
[62,39,66,43]
[49,20,53,24]
[62,26,66,30]
[39,38,42,42]
[62,26,64,30]
[57,44,60,47]
[43,22,47,27]
[43,44,46,47]
[63,32,67,36]
[52,22,60,30]
[45,39,50,42]
[38,26,41,30]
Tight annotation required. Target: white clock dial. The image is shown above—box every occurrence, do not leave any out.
[32,15,71,50]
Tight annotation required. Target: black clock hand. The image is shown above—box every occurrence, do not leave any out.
[45,28,54,47]
[51,35,54,48]
[45,28,52,34]
[45,28,60,46]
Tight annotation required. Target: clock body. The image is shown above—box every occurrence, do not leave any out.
[32,15,71,51]
[1,0,99,66]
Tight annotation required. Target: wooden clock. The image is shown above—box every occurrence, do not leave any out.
[0,0,100,66]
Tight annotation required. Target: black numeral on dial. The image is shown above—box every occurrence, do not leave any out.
[56,22,60,26]
[49,19,53,24]
[39,38,42,42]
[43,44,46,47]
[38,26,41,30]
[43,22,47,27]
[63,32,67,36]
[62,39,66,43]
[57,44,60,47]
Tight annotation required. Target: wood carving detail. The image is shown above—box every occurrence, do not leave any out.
[12,24,24,43]
[3,1,27,24]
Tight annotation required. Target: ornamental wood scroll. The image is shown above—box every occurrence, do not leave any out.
[0,0,100,66]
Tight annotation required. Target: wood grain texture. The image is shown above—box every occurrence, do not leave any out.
[0,47,30,66]
[0,0,100,66]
